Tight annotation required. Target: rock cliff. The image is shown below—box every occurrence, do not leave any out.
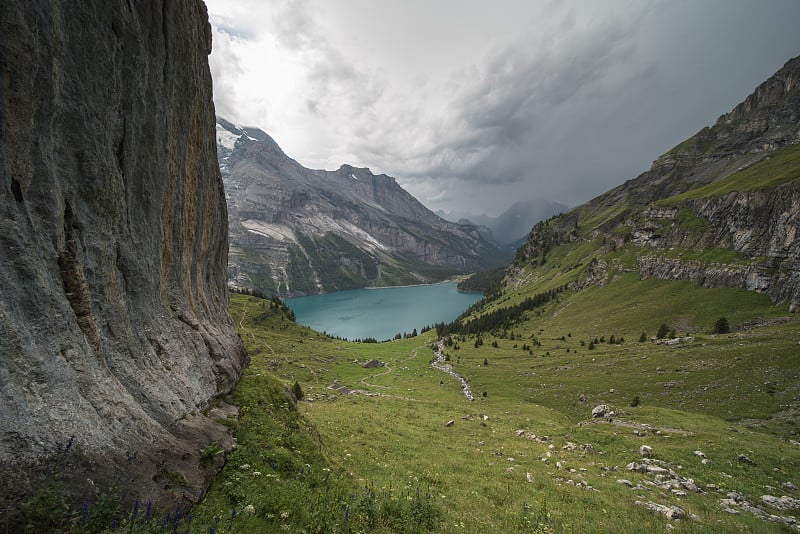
[515,56,800,308]
[217,118,500,296]
[0,0,246,511]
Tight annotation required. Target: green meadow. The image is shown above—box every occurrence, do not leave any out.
[191,275,800,532]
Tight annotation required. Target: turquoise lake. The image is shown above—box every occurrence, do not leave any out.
[285,282,483,341]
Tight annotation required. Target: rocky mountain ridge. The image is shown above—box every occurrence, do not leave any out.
[217,118,500,296]
[1,0,246,511]
[515,55,800,309]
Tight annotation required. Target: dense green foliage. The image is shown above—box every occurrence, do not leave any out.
[435,285,568,336]
[713,316,731,334]
[296,231,380,292]
[456,265,506,298]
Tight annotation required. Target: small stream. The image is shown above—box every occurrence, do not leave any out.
[431,339,474,401]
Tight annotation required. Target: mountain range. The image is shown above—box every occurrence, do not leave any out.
[216,117,500,296]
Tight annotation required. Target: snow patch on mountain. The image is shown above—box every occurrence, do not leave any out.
[241,220,297,242]
[216,123,241,151]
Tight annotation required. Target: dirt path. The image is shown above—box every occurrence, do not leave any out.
[431,339,474,401]
[358,343,424,389]
[359,362,393,389]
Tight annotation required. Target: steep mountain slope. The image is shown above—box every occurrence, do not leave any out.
[511,54,800,310]
[0,0,246,511]
[216,117,499,296]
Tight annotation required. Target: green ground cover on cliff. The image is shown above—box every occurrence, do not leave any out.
[189,280,800,533]
[659,142,800,205]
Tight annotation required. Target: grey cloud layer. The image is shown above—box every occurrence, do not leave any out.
[208,0,800,213]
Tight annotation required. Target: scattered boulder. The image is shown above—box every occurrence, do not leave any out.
[635,501,686,520]
[721,492,800,527]
[761,495,800,511]
[640,445,653,458]
[445,420,455,427]
[783,482,798,491]
[617,479,633,487]
[363,359,385,368]
[738,454,756,465]
[693,450,707,459]
[592,404,611,418]
[627,461,668,475]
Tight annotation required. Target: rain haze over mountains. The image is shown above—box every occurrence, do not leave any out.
[206,0,800,218]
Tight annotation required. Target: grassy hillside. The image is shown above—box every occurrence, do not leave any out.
[659,142,800,205]
[184,282,800,533]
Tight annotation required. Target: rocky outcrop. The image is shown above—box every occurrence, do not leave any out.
[217,118,500,296]
[633,183,800,304]
[638,257,769,290]
[605,55,800,206]
[515,56,800,307]
[0,0,246,511]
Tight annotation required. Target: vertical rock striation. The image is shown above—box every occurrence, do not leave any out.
[0,0,246,507]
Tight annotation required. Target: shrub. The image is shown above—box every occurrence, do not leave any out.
[713,317,731,334]
[292,381,304,401]
[639,331,647,342]
[656,323,670,339]
[630,395,641,407]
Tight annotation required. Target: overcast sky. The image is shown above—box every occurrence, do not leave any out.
[205,0,800,216]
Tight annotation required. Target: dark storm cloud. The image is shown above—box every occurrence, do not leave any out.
[374,10,643,198]
[362,0,800,208]
[207,0,800,213]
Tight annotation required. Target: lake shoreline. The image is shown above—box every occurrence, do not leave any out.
[285,282,483,341]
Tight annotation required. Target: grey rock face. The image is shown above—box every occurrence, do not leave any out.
[634,184,800,304]
[216,118,500,296]
[516,56,800,307]
[1,0,246,507]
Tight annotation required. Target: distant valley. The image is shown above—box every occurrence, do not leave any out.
[436,198,568,247]
[216,117,501,296]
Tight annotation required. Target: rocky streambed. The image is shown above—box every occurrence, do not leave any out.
[431,339,474,401]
